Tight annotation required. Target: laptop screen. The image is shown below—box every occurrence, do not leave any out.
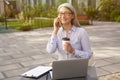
[52,59,88,80]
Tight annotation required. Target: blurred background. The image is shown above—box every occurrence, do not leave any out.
[0,0,120,31]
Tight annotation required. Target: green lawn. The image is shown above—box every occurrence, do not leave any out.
[0,19,53,31]
[0,19,89,31]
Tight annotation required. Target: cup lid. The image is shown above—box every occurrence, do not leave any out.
[62,37,70,41]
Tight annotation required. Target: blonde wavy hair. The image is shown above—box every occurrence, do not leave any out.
[57,3,80,27]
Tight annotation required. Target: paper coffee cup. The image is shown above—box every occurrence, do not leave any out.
[62,37,70,50]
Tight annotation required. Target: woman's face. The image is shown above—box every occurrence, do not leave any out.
[58,7,74,25]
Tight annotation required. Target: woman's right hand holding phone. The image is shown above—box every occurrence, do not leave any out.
[52,17,61,35]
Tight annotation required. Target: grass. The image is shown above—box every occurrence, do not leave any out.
[0,19,53,31]
[33,19,53,28]
[7,21,23,29]
[0,19,90,31]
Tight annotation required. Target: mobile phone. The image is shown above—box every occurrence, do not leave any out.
[58,18,62,27]
[58,21,62,27]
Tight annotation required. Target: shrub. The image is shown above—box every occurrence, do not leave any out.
[18,23,32,31]
[110,9,120,21]
[19,4,34,21]
[98,0,120,21]
[47,6,57,18]
[115,16,120,22]
[4,19,53,31]
[0,15,5,22]
[83,6,97,24]
[5,5,11,18]
[33,5,43,17]
[79,20,90,25]
[33,19,53,28]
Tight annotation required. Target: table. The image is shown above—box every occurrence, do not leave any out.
[20,66,97,80]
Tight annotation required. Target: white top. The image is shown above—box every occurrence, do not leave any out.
[47,26,93,60]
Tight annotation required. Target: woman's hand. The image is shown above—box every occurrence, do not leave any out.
[52,17,61,35]
[63,43,75,55]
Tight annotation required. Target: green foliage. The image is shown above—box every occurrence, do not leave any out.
[11,9,19,18]
[83,6,97,24]
[33,4,43,17]
[98,0,120,21]
[110,9,120,21]
[79,20,90,25]
[5,5,12,18]
[4,4,19,18]
[1,19,53,31]
[78,1,86,14]
[0,15,5,22]
[17,4,35,31]
[6,21,23,29]
[47,6,57,18]
[18,4,57,20]
[22,4,35,20]
[18,22,32,31]
[115,16,120,22]
[33,19,53,28]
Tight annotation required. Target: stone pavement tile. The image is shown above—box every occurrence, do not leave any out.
[20,49,43,55]
[25,35,50,42]
[0,58,2,61]
[3,67,30,78]
[0,72,5,79]
[95,59,112,67]
[20,57,56,67]
[0,52,16,57]
[31,54,53,60]
[94,53,112,60]
[30,44,47,51]
[14,46,35,53]
[39,49,49,54]
[11,49,43,59]
[96,68,110,77]
[3,48,22,54]
[11,54,31,59]
[0,64,22,72]
[90,36,110,42]
[0,48,4,53]
[98,72,120,80]
[0,57,33,66]
[106,51,120,57]
[100,63,120,73]
[0,56,12,61]
[93,49,119,55]
[3,77,21,80]
[104,56,120,64]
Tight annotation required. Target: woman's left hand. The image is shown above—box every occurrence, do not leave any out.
[63,43,75,54]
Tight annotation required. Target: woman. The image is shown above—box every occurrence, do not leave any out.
[46,3,93,60]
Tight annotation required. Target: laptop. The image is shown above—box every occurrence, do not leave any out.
[21,66,52,79]
[52,58,89,80]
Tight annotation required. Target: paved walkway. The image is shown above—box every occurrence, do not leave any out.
[0,21,120,80]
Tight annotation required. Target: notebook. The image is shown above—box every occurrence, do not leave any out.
[21,66,52,79]
[52,59,88,80]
